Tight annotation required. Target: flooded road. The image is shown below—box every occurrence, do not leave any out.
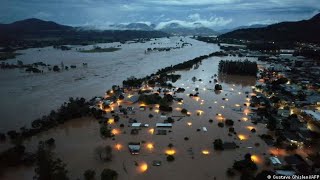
[0,36,219,131]
[2,56,274,180]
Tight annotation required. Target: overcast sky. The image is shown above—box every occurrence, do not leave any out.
[1,0,319,30]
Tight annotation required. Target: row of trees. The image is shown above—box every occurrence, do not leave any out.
[122,51,228,88]
[5,97,92,142]
[218,60,258,76]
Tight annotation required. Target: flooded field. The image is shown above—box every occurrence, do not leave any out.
[0,37,218,131]
[2,56,275,180]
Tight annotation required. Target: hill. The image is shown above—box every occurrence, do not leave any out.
[219,13,320,43]
[0,18,169,47]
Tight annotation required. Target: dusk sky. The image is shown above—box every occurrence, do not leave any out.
[1,0,319,30]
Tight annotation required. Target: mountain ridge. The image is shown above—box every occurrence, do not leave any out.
[219,13,320,43]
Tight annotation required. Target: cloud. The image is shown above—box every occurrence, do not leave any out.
[142,0,240,6]
[248,19,278,25]
[155,15,232,29]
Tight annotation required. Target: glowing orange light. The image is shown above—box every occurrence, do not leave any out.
[165,149,176,155]
[155,104,160,108]
[202,150,210,155]
[107,118,115,124]
[238,134,247,140]
[243,109,250,114]
[197,110,204,115]
[242,117,248,121]
[175,107,182,111]
[140,103,146,107]
[111,129,120,135]
[195,97,200,101]
[251,155,262,164]
[139,162,148,173]
[115,143,122,150]
[269,148,287,156]
[146,143,154,150]
[154,109,159,113]
[247,126,255,131]
[149,128,154,134]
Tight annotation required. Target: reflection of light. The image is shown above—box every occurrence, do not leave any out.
[221,106,225,109]
[202,150,210,155]
[244,109,250,115]
[269,148,287,156]
[251,155,261,164]
[242,117,248,121]
[115,143,122,151]
[140,103,146,107]
[187,112,191,115]
[217,113,222,116]
[187,122,192,126]
[155,104,160,108]
[111,129,120,135]
[195,97,200,101]
[127,94,133,98]
[154,109,159,113]
[175,107,182,111]
[238,134,247,140]
[107,118,115,124]
[238,92,242,95]
[203,88,206,91]
[146,143,154,150]
[225,98,229,101]
[230,88,234,91]
[197,110,204,115]
[139,162,148,173]
[178,102,183,105]
[214,101,218,104]
[165,149,176,155]
[246,98,250,101]
[149,128,154,134]
[235,104,240,107]
[247,126,255,131]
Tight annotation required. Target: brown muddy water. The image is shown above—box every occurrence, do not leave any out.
[2,56,276,180]
[0,36,219,132]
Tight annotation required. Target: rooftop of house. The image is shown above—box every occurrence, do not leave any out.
[303,110,320,121]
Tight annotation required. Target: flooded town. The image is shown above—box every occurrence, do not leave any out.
[1,1,320,180]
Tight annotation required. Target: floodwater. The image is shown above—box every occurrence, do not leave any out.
[0,36,218,132]
[2,56,274,180]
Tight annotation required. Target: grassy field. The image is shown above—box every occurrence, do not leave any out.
[79,47,121,53]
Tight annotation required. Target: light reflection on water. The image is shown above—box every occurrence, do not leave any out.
[1,41,273,180]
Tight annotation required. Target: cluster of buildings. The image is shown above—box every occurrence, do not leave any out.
[249,53,320,175]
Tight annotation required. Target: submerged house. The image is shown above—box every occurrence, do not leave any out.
[128,142,141,155]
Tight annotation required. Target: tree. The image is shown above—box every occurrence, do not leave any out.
[167,155,175,162]
[95,145,112,162]
[34,143,69,180]
[100,125,113,138]
[84,169,96,180]
[101,168,118,180]
[213,139,224,150]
